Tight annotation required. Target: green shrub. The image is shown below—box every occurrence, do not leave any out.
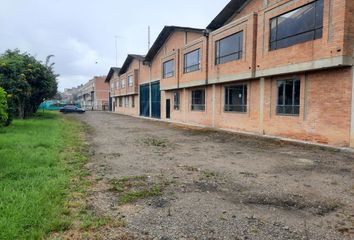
[0,87,8,127]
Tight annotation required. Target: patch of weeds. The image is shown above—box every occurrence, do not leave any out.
[110,176,167,205]
[80,210,126,230]
[202,170,218,179]
[48,116,128,239]
[179,165,199,172]
[119,185,162,205]
[142,137,168,147]
[110,176,148,193]
[239,171,258,178]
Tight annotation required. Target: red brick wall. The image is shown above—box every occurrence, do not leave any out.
[262,68,352,146]
[208,13,257,83]
[94,76,109,102]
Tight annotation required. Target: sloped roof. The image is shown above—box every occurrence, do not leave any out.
[144,26,205,63]
[207,0,249,30]
[105,67,121,82]
[119,54,145,74]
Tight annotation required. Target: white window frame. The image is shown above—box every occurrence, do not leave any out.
[121,79,125,88]
[128,75,133,87]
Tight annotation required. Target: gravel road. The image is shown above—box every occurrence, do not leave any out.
[74,112,354,240]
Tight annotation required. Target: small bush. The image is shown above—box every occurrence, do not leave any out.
[0,87,8,127]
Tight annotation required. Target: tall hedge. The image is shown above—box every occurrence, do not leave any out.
[0,49,58,119]
[0,87,8,127]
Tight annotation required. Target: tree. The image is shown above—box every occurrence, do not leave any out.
[0,87,8,127]
[0,49,58,119]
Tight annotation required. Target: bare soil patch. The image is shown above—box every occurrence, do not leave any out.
[74,112,354,239]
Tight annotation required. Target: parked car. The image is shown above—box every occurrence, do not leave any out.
[59,105,85,114]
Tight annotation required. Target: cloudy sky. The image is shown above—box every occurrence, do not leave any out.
[0,0,229,91]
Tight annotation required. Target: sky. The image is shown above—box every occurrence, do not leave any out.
[0,0,229,91]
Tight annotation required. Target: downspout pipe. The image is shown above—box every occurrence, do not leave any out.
[203,29,211,85]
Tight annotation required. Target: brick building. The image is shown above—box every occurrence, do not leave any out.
[78,76,109,111]
[106,0,354,148]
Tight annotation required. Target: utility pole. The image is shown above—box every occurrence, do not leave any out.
[115,35,118,67]
[148,26,151,51]
[114,35,124,67]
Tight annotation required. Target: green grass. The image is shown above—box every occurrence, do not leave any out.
[0,111,89,240]
[118,186,162,205]
[110,176,163,205]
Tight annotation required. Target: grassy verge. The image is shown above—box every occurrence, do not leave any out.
[0,111,91,239]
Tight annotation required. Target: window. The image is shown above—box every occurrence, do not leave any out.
[132,96,135,108]
[184,49,200,73]
[111,83,114,90]
[163,59,175,78]
[116,81,119,89]
[125,97,129,107]
[119,97,122,107]
[191,89,205,111]
[225,84,247,112]
[276,79,300,115]
[174,91,180,110]
[128,75,133,87]
[121,79,125,88]
[215,31,243,65]
[270,0,324,51]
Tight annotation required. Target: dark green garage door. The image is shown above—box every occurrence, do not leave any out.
[151,81,161,119]
[139,81,160,118]
[140,84,150,117]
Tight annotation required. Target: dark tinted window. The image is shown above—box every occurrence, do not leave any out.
[191,89,205,111]
[174,91,180,110]
[270,0,324,50]
[277,79,300,115]
[215,31,243,65]
[64,105,76,110]
[163,60,175,78]
[184,49,200,73]
[225,85,247,112]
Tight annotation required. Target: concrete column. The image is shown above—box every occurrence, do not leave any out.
[184,88,187,122]
[350,66,354,148]
[212,84,216,128]
[259,78,265,134]
[303,73,308,121]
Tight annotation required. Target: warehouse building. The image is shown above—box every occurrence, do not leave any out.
[106,0,354,148]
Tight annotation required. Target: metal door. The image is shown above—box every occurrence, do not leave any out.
[151,81,161,119]
[140,84,150,117]
[166,99,170,119]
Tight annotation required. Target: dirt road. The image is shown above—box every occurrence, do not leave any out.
[74,112,354,240]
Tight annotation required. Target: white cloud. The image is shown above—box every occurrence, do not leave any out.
[58,75,91,91]
[0,0,230,92]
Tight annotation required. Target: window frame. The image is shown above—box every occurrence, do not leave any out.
[269,0,324,51]
[162,59,175,79]
[215,31,243,65]
[191,89,206,112]
[173,91,180,111]
[128,75,133,87]
[121,79,125,88]
[224,84,248,113]
[276,79,301,116]
[118,97,122,107]
[184,49,200,73]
